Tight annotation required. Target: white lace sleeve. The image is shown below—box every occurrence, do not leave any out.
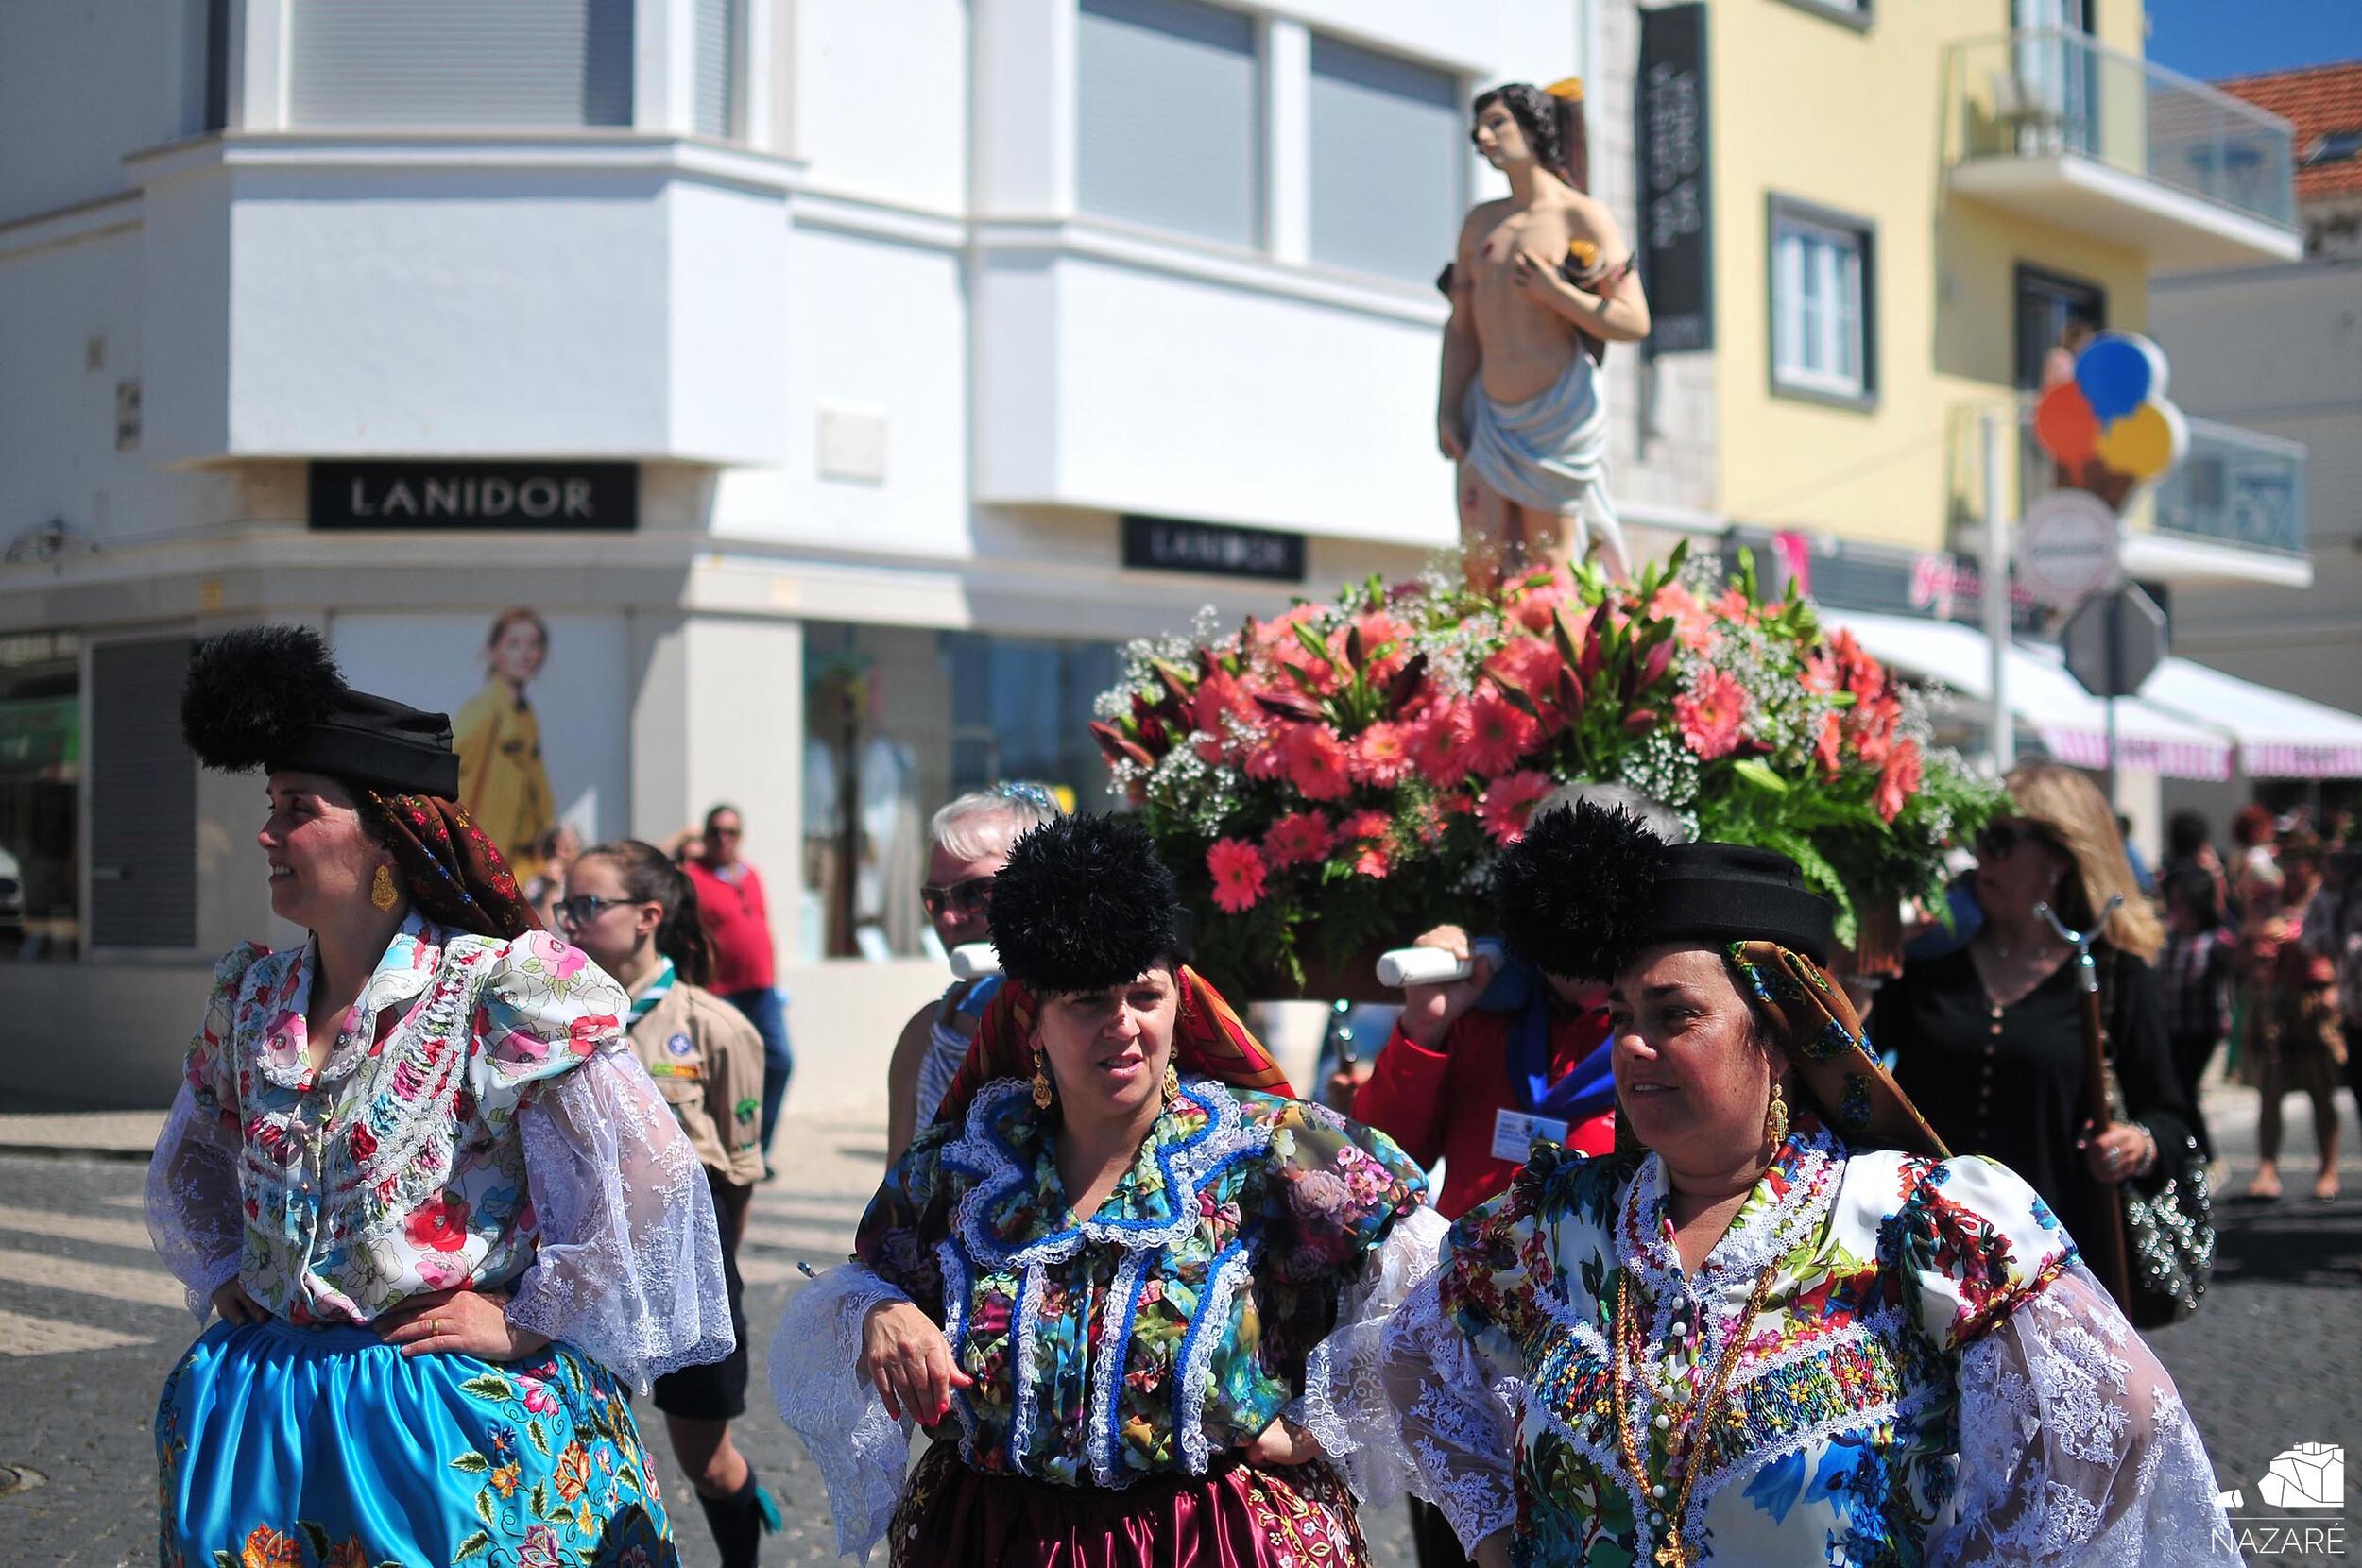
[1378,1268,1523,1556]
[770,1262,917,1563]
[145,1082,246,1320]
[1292,1203,1448,1507]
[1928,1261,2239,1567]
[507,1045,733,1394]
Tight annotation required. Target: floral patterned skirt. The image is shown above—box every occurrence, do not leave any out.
[156,1318,676,1568]
[887,1440,1372,1568]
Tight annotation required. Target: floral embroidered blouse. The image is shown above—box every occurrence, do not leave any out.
[1371,1116,2237,1567]
[774,1074,1446,1559]
[145,913,734,1392]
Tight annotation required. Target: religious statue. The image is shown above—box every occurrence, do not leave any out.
[1439,79,1652,587]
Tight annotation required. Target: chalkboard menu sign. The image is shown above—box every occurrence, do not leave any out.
[1637,4,1713,355]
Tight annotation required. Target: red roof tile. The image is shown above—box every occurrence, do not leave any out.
[2215,60,2362,204]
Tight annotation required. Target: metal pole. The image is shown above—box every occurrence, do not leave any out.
[1982,408,2014,772]
[2104,592,2122,807]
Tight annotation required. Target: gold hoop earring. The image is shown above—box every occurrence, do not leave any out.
[370,864,401,912]
[1162,1064,1180,1104]
[1765,1080,1789,1146]
[1031,1047,1054,1110]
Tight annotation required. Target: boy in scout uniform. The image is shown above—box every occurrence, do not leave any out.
[558,840,779,1566]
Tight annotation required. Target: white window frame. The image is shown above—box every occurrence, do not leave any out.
[1770,196,1875,407]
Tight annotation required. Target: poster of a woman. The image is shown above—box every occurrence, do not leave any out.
[454,607,557,878]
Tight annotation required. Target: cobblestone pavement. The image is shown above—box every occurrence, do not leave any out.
[2,1086,2353,1567]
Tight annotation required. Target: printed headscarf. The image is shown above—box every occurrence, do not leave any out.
[932,963,1292,1129]
[1726,940,1946,1159]
[364,791,541,941]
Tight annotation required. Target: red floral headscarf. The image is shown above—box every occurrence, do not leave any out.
[932,964,1292,1128]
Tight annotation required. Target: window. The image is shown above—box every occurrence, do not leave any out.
[801,625,1121,962]
[1770,198,1874,404]
[1076,0,1261,248]
[693,0,744,139]
[1308,37,1463,283]
[91,639,197,949]
[287,0,634,129]
[0,634,80,963]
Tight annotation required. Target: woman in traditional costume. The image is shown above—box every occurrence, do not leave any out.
[151,627,732,1567]
[1363,802,2234,1567]
[773,813,1446,1565]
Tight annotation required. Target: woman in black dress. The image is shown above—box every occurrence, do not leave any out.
[1875,761,2194,1263]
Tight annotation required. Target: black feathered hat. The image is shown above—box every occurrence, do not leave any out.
[1497,799,1836,978]
[989,813,1192,994]
[180,626,461,798]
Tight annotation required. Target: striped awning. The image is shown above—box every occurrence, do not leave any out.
[1821,611,2234,782]
[2135,657,2362,779]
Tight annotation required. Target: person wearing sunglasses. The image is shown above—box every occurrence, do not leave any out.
[1874,762,2196,1313]
[884,783,1064,1161]
[559,841,783,1568]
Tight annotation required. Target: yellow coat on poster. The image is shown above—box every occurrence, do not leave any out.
[455,679,555,875]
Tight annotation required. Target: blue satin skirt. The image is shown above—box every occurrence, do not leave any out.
[156,1318,677,1568]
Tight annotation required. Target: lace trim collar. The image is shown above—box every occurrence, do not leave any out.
[1616,1115,1844,1292]
[249,912,448,1092]
[944,1075,1273,1270]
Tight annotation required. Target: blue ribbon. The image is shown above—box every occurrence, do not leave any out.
[1509,984,1617,1122]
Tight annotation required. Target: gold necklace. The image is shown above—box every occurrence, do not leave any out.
[1610,1261,1779,1568]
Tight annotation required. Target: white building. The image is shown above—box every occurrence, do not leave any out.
[0,0,1701,1108]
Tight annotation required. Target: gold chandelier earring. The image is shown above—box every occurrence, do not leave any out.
[1162,1064,1180,1104]
[1031,1047,1054,1110]
[1765,1080,1789,1146]
[369,864,401,912]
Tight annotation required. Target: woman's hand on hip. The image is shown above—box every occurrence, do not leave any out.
[377,1287,551,1361]
[1240,1416,1326,1469]
[210,1281,267,1326]
[860,1300,972,1426]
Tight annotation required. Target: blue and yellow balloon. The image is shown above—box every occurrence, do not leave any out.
[2031,330,2185,495]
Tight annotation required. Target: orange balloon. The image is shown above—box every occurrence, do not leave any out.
[2035,383,2099,466]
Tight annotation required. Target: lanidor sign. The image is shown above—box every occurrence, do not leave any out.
[309,461,638,531]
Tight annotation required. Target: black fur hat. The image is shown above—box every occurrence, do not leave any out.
[180,625,461,797]
[1495,798,1671,980]
[1496,798,1838,978]
[990,813,1186,994]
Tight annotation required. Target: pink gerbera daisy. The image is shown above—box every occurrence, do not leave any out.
[1281,724,1353,801]
[1410,703,1471,787]
[1673,667,1748,760]
[1476,770,1557,845]
[1463,688,1541,777]
[1352,721,1414,787]
[1261,811,1335,869]
[1206,838,1269,914]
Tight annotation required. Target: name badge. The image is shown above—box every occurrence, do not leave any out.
[1491,1108,1571,1164]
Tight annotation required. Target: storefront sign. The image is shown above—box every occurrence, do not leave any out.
[1121,516,1305,583]
[309,462,638,532]
[1637,3,1713,355]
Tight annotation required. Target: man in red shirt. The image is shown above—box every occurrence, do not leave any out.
[1349,924,1618,1219]
[686,803,792,1167]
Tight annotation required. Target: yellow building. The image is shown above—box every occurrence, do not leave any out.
[1685,0,2298,558]
[1627,0,2310,816]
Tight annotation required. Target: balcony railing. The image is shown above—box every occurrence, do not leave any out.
[1948,27,2296,232]
[2153,417,2308,556]
[2017,404,2307,558]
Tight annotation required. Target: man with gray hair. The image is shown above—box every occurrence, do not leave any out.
[884,783,1064,1160]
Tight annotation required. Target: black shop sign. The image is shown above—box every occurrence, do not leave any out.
[1637,3,1714,355]
[310,461,638,531]
[1121,516,1305,583]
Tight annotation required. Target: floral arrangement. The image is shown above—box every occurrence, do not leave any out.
[1091,545,2004,995]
